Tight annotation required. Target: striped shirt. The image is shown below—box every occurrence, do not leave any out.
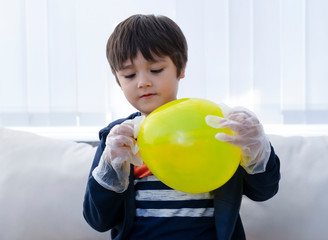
[128,175,217,240]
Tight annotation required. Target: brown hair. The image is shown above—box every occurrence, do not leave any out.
[106,14,188,85]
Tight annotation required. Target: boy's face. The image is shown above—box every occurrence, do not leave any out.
[116,51,185,116]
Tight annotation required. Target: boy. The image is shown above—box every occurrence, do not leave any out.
[83,14,280,240]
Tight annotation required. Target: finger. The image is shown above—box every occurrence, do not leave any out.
[131,142,139,155]
[205,115,247,135]
[222,117,262,137]
[215,132,235,143]
[130,115,146,138]
[129,153,143,167]
[107,135,135,149]
[110,122,135,137]
[217,103,232,117]
[212,118,245,134]
[215,133,245,146]
[205,115,224,128]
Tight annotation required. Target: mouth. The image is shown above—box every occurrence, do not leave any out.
[140,93,156,99]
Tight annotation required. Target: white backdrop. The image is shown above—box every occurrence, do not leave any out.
[1,0,328,128]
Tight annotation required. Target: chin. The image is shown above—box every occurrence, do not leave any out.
[141,106,158,116]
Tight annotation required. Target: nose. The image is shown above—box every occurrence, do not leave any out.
[137,73,152,88]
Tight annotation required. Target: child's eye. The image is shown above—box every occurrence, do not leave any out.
[125,74,136,79]
[151,69,163,74]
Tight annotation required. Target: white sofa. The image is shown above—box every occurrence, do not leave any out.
[0,127,327,240]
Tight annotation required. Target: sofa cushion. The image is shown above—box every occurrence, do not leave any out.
[0,128,108,240]
[241,134,328,240]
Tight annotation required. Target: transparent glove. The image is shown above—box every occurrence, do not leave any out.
[205,104,271,174]
[92,116,145,192]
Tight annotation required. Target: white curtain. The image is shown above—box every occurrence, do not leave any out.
[1,0,328,127]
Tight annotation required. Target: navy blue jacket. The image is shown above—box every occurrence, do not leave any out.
[83,112,280,240]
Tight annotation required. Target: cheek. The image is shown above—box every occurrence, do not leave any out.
[165,79,179,94]
[122,87,134,100]
[120,85,135,100]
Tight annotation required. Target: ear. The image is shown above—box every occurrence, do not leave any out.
[178,64,187,79]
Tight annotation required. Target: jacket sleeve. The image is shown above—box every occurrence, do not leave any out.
[242,144,281,201]
[83,113,140,232]
[83,136,127,232]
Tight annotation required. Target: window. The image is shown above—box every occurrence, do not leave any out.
[1,0,328,138]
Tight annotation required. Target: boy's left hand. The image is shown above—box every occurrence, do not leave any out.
[205,104,271,174]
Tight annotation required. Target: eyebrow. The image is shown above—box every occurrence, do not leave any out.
[120,64,134,70]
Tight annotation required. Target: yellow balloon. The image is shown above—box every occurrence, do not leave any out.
[137,98,241,193]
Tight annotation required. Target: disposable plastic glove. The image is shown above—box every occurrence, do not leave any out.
[205,104,271,174]
[92,116,145,192]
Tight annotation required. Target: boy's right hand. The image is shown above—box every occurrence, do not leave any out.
[103,118,143,169]
[92,116,145,193]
